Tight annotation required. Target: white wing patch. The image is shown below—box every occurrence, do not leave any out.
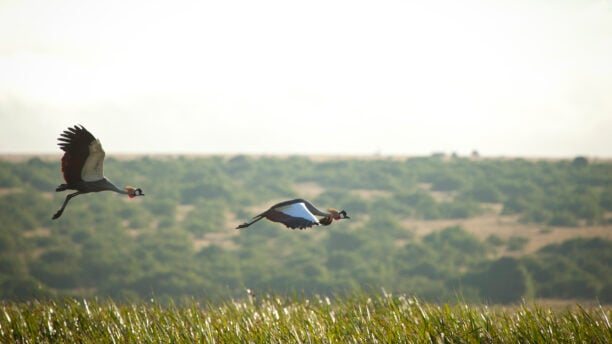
[278,202,320,224]
[81,139,106,181]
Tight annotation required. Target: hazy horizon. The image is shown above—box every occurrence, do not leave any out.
[1,0,611,158]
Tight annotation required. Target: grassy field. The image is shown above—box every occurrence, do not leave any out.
[1,293,611,343]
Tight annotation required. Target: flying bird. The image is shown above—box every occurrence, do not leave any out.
[236,198,350,230]
[52,125,144,219]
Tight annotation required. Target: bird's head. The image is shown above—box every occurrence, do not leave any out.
[125,186,145,198]
[328,208,350,220]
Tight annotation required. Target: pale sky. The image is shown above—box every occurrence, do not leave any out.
[1,0,611,157]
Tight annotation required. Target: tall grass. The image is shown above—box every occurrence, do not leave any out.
[1,293,611,343]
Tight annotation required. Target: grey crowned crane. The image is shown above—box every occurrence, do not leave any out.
[236,198,350,230]
[52,125,144,219]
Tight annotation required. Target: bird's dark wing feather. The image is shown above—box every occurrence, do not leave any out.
[267,198,329,217]
[300,199,330,217]
[267,198,307,209]
[58,125,96,184]
[265,210,319,229]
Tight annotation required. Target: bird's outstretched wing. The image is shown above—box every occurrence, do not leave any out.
[269,202,320,229]
[81,138,105,182]
[266,210,320,229]
[58,125,105,183]
[300,199,330,217]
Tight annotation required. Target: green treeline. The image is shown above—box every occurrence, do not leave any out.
[0,155,611,303]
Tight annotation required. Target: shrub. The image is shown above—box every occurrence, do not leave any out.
[506,236,529,251]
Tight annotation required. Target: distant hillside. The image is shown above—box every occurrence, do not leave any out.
[1,154,611,303]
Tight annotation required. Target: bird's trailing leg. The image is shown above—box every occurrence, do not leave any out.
[52,191,82,220]
[236,215,264,229]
